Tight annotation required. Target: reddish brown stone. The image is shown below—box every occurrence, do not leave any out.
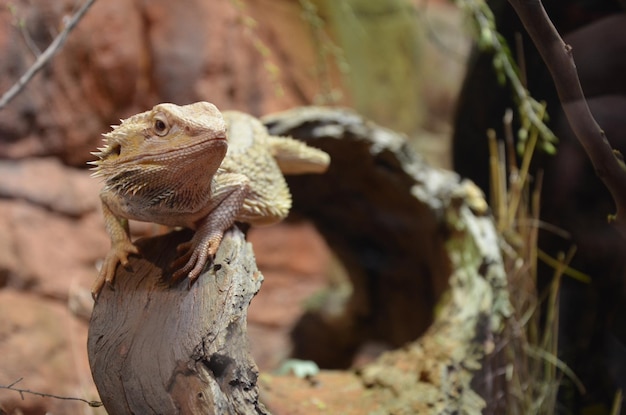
[0,158,108,298]
[0,0,321,166]
[0,290,102,415]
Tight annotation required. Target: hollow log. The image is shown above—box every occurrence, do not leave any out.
[262,107,511,414]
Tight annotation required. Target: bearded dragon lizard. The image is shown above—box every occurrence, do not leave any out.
[90,102,330,298]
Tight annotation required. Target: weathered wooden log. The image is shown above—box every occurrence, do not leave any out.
[88,227,268,415]
[275,111,453,366]
[262,107,511,414]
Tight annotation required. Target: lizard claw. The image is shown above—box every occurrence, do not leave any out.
[170,244,193,280]
[169,234,222,285]
[176,241,193,254]
[91,241,139,299]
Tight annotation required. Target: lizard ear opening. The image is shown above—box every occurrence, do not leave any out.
[153,115,170,137]
[107,143,122,157]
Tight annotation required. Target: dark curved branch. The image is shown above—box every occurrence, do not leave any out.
[507,0,626,238]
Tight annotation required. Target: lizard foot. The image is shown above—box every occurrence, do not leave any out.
[170,233,223,285]
[91,240,139,300]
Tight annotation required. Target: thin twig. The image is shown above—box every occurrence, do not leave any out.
[0,378,102,407]
[0,0,97,110]
[508,0,626,239]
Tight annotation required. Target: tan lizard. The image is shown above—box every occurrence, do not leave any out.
[90,101,330,298]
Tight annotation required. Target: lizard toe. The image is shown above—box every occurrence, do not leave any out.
[170,245,213,285]
[116,241,140,267]
[176,240,193,255]
[91,277,105,300]
[171,249,193,274]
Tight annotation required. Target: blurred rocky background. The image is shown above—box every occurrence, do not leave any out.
[0,0,467,413]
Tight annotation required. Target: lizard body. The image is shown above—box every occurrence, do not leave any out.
[90,102,330,297]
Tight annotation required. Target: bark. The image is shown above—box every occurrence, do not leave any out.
[88,228,268,415]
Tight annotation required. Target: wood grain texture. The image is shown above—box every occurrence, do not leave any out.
[88,227,268,415]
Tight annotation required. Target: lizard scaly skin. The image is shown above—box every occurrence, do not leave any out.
[90,102,330,298]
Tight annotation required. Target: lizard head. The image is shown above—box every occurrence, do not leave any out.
[90,101,228,193]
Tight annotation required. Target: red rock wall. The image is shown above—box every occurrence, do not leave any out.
[0,0,327,166]
[0,1,333,413]
[0,1,464,413]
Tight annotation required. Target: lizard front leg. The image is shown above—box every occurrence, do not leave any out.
[171,173,250,284]
[91,197,139,298]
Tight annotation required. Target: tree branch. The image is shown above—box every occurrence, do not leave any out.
[0,378,102,407]
[507,0,626,238]
[0,0,97,110]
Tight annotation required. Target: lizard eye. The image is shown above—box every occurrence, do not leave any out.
[153,117,169,136]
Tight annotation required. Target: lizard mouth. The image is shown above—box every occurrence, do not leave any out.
[124,136,227,163]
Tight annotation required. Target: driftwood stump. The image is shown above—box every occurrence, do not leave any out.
[88,227,268,415]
